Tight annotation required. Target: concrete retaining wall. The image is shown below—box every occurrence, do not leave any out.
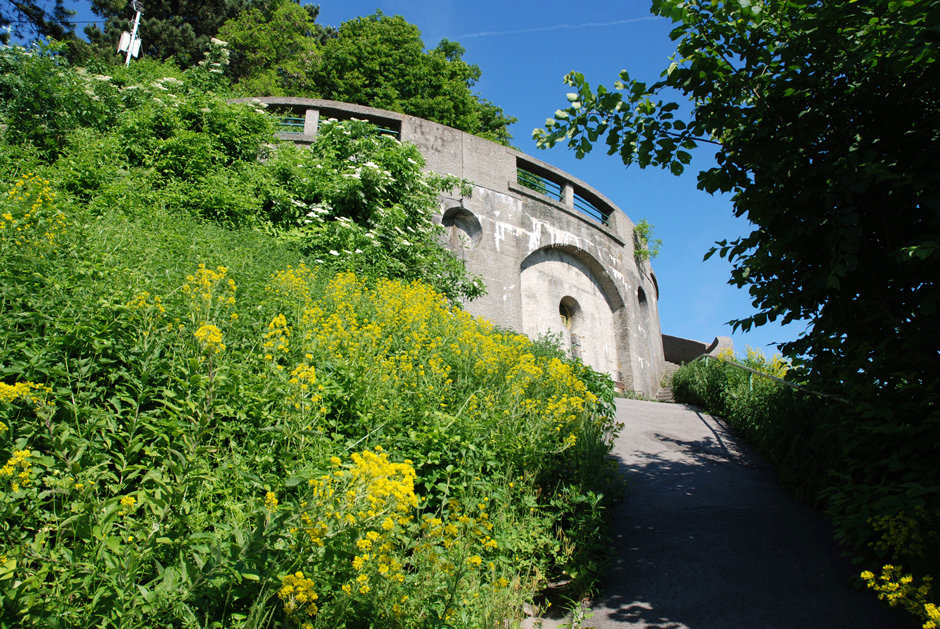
[232,98,667,396]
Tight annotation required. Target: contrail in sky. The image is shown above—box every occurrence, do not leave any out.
[457,16,661,39]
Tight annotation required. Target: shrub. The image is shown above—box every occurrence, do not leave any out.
[672,350,940,625]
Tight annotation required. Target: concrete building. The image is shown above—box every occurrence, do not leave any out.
[232,98,727,397]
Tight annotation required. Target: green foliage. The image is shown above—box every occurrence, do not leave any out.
[672,352,940,624]
[0,40,121,157]
[310,12,516,145]
[84,0,249,67]
[274,118,485,301]
[632,218,661,261]
[0,178,619,626]
[0,41,482,301]
[0,39,620,626]
[217,0,333,96]
[535,0,940,430]
[0,0,76,44]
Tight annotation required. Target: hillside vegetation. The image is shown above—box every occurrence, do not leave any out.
[0,42,619,628]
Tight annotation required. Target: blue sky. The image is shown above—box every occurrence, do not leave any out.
[51,0,806,355]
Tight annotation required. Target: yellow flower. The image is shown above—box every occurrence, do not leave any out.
[194,324,225,354]
[265,491,279,510]
[278,572,318,618]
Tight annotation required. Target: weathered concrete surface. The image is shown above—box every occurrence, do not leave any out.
[228,97,668,396]
[576,399,908,629]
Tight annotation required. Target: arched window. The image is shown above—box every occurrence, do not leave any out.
[441,207,482,250]
[559,301,573,328]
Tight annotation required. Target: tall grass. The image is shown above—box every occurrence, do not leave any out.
[0,173,620,628]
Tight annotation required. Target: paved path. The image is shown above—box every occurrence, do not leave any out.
[536,398,908,629]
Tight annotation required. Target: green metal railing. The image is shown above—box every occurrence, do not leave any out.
[696,355,850,404]
[517,168,613,226]
[277,116,306,132]
[573,192,611,225]
[516,167,562,202]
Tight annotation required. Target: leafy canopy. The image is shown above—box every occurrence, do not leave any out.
[0,39,483,301]
[0,0,75,43]
[85,0,250,66]
[535,0,940,417]
[217,0,334,96]
[310,11,516,145]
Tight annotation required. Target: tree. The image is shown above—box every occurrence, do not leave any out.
[217,0,334,96]
[0,0,74,43]
[85,0,250,66]
[313,12,516,145]
[535,0,940,419]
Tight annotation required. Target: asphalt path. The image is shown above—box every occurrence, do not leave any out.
[536,398,909,629]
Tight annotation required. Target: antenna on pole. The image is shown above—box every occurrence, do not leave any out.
[117,0,143,66]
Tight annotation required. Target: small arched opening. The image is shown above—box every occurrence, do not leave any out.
[441,207,482,251]
[559,296,583,359]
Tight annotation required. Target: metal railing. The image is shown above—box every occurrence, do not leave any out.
[516,167,613,227]
[373,125,401,138]
[696,355,850,404]
[516,167,563,202]
[277,116,306,132]
[573,192,611,225]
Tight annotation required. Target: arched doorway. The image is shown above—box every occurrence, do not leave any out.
[520,246,624,378]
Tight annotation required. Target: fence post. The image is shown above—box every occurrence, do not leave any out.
[562,183,574,208]
[304,109,319,136]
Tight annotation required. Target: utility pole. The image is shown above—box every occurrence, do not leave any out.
[117,0,143,66]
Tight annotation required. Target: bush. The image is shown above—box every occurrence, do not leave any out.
[672,350,940,625]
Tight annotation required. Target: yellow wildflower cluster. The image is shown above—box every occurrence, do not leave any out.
[127,291,166,315]
[715,347,736,362]
[300,449,417,546]
[268,263,315,306]
[744,346,790,378]
[290,449,416,598]
[1,450,32,492]
[715,346,790,379]
[279,571,319,618]
[869,509,933,560]
[410,496,511,605]
[183,264,236,322]
[265,491,279,510]
[261,271,600,460]
[0,381,52,436]
[926,603,940,629]
[118,495,137,517]
[194,324,226,354]
[861,564,934,622]
[0,174,66,255]
[263,314,291,360]
[0,381,42,404]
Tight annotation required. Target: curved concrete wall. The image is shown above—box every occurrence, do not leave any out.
[232,98,666,395]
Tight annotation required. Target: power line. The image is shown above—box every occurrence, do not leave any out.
[2,19,108,25]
